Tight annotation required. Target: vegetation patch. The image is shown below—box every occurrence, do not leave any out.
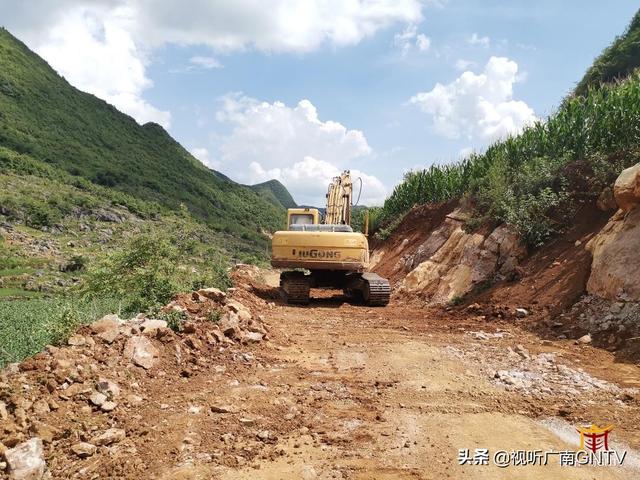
[0,296,120,367]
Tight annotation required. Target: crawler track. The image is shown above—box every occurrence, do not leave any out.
[279,271,310,304]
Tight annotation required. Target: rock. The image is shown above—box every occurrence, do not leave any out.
[184,336,202,350]
[514,344,530,359]
[67,335,86,346]
[225,301,252,321]
[596,187,618,211]
[123,336,159,369]
[89,392,107,407]
[96,379,120,399]
[182,322,197,334]
[210,405,238,414]
[244,332,264,343]
[515,308,530,318]
[257,430,272,442]
[196,287,226,302]
[0,400,8,420]
[5,438,45,480]
[609,302,624,314]
[71,442,96,458]
[577,334,592,344]
[614,163,640,213]
[31,400,49,416]
[219,312,240,338]
[140,319,168,335]
[100,401,117,412]
[4,363,20,376]
[89,314,121,336]
[586,208,640,301]
[94,209,122,223]
[126,394,143,406]
[93,428,126,446]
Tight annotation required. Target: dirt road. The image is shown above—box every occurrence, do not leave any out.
[4,272,640,479]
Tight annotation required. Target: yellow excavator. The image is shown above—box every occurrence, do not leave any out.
[271,171,390,306]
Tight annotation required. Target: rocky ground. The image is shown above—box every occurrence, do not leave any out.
[2,266,640,479]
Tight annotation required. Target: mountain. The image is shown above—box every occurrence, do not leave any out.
[249,179,297,209]
[0,28,284,248]
[574,10,640,96]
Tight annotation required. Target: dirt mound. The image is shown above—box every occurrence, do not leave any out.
[0,265,285,479]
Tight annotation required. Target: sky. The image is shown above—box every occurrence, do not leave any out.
[1,0,638,206]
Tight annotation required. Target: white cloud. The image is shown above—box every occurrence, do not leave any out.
[409,56,537,141]
[468,33,490,47]
[133,0,424,53]
[189,56,223,69]
[17,5,171,128]
[4,0,425,128]
[215,95,385,206]
[459,147,474,158]
[455,59,475,71]
[393,24,430,56]
[190,147,220,169]
[416,34,431,51]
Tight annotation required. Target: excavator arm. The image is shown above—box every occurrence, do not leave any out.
[324,171,352,225]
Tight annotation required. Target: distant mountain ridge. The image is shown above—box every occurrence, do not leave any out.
[249,179,297,209]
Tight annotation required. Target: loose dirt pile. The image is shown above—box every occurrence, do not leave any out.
[0,265,282,479]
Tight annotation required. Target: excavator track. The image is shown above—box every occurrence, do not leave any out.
[345,272,390,307]
[279,272,310,305]
[361,272,391,306]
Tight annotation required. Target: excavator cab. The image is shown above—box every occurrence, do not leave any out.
[271,171,390,306]
[287,208,320,228]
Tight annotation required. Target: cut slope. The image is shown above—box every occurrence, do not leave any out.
[0,28,282,245]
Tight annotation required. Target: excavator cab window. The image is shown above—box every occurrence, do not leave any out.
[289,214,315,226]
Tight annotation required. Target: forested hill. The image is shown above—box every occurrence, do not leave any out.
[0,27,292,243]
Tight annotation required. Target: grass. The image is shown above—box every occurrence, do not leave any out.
[0,288,42,299]
[0,296,121,367]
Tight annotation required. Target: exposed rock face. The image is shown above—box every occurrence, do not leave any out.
[400,213,526,304]
[614,163,640,213]
[586,207,640,301]
[5,438,46,480]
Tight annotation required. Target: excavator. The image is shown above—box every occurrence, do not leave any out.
[271,171,390,306]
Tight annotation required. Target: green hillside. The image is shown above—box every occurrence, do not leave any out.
[373,8,640,247]
[250,179,298,209]
[0,28,284,248]
[575,10,640,96]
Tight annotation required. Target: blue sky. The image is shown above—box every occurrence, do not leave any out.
[3,1,638,205]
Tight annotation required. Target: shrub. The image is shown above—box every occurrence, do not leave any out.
[83,231,231,314]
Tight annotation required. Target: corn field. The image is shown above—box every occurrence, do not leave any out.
[376,72,640,242]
